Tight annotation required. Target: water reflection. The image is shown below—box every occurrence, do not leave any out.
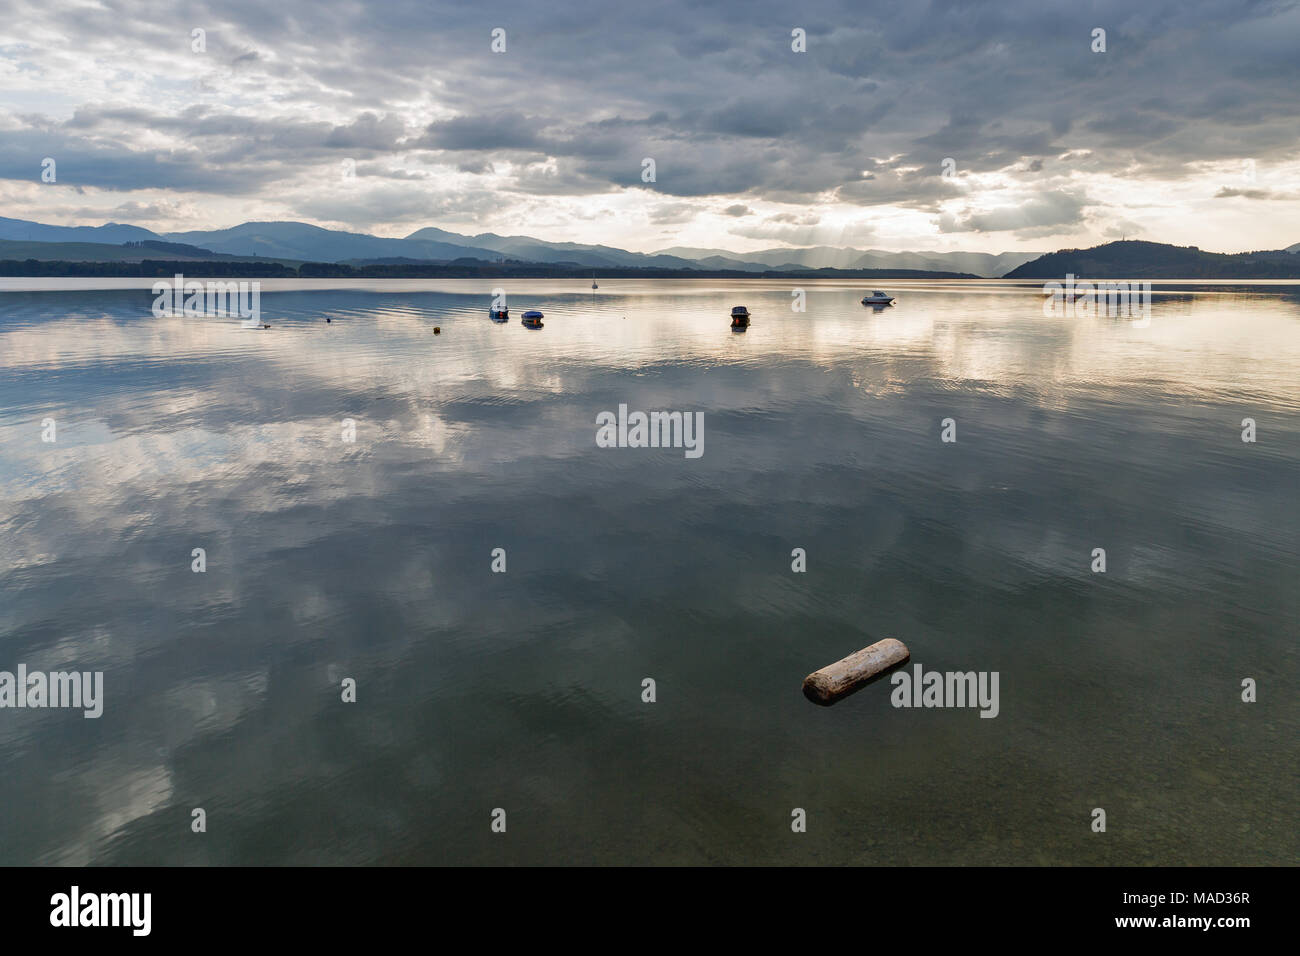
[0,280,1296,864]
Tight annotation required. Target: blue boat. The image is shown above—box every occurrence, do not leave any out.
[521,310,544,329]
[489,307,509,321]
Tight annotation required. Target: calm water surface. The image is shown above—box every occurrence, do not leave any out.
[0,278,1296,865]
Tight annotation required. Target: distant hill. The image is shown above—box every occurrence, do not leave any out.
[123,239,223,257]
[2,216,1292,280]
[406,227,751,272]
[164,220,504,263]
[0,238,228,263]
[657,245,1039,276]
[0,216,1026,276]
[1003,240,1300,279]
[0,216,158,244]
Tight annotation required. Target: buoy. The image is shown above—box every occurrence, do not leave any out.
[433,326,441,334]
[802,638,910,706]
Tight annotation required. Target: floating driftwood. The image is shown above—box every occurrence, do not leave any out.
[802,638,910,706]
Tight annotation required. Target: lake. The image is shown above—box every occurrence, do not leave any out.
[0,278,1296,864]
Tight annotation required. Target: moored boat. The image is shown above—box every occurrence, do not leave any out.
[521,310,544,328]
[861,291,895,305]
[731,305,750,328]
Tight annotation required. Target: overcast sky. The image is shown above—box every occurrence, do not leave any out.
[1,0,1297,254]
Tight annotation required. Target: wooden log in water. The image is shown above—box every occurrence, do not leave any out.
[802,638,910,706]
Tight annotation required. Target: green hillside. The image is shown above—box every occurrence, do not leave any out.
[1004,240,1300,279]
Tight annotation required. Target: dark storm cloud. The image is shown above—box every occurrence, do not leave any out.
[0,128,277,193]
[66,105,406,154]
[66,200,188,220]
[1,0,1297,227]
[938,189,1088,234]
[419,113,547,151]
[836,164,968,209]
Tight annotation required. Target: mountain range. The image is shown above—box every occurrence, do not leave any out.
[1,217,1297,279]
[0,216,1038,277]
